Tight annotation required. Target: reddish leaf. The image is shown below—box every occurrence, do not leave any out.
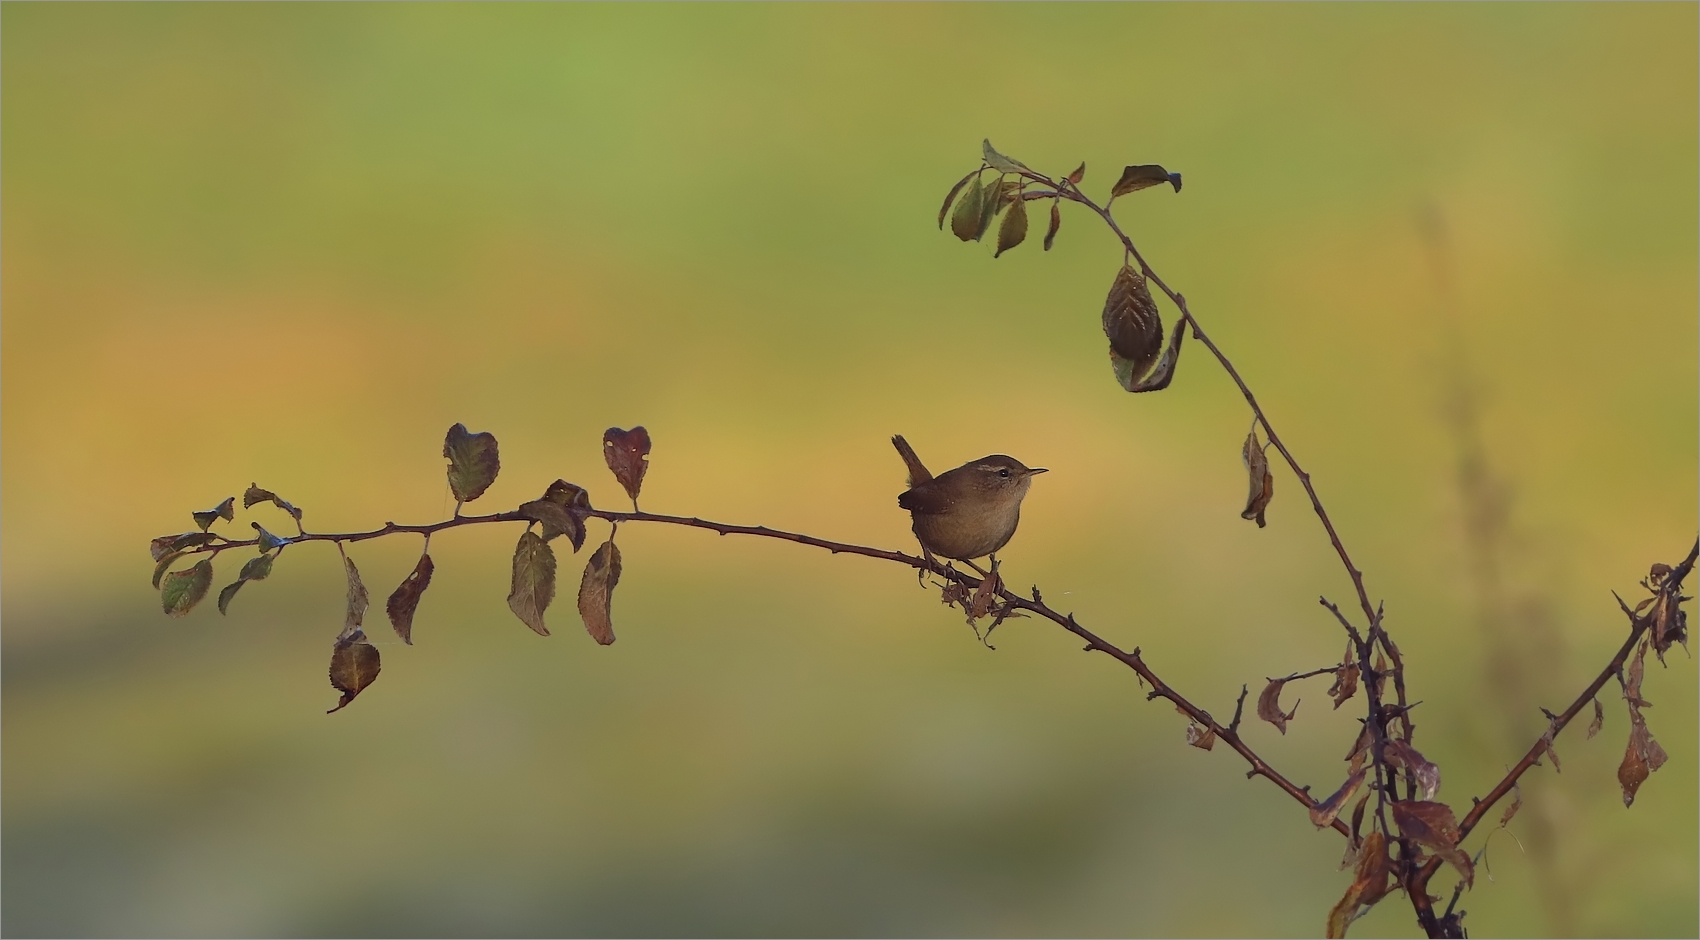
[1311,767,1367,829]
[1392,800,1473,887]
[1110,164,1182,198]
[1241,428,1274,527]
[443,424,501,504]
[1257,677,1299,734]
[967,566,1001,622]
[327,629,381,714]
[1042,200,1062,252]
[1619,699,1669,807]
[603,427,651,505]
[1326,831,1391,938]
[1186,723,1217,750]
[1065,162,1086,185]
[385,553,435,644]
[577,539,623,646]
[1385,739,1442,801]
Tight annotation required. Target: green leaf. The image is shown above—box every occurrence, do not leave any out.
[975,177,1015,242]
[161,559,214,617]
[577,539,623,646]
[252,523,290,552]
[1109,164,1182,199]
[507,531,557,636]
[217,552,278,615]
[217,579,246,615]
[443,423,501,504]
[327,629,381,713]
[343,552,369,633]
[937,170,978,230]
[981,139,1030,175]
[385,553,435,645]
[151,531,216,562]
[152,550,186,588]
[192,496,236,532]
[243,484,302,523]
[994,194,1028,258]
[949,174,985,242]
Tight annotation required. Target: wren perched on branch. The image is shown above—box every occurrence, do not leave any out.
[891,435,1046,568]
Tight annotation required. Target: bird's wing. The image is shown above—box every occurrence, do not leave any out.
[897,483,952,515]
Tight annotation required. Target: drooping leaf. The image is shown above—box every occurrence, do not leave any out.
[981,138,1029,175]
[1392,800,1473,887]
[577,539,623,646]
[252,523,290,552]
[1619,698,1669,807]
[507,531,557,637]
[1537,730,1562,773]
[950,174,985,241]
[1349,793,1370,843]
[1311,768,1367,829]
[1103,264,1164,390]
[217,581,245,616]
[1586,697,1604,739]
[535,479,592,550]
[974,177,1014,241]
[443,423,501,504]
[340,552,369,637]
[1498,781,1523,829]
[994,194,1028,258]
[1241,428,1275,527]
[1649,588,1689,659]
[151,531,217,561]
[243,484,303,522]
[1623,636,1651,706]
[603,427,651,505]
[385,553,435,644]
[937,170,978,230]
[1110,163,1182,198]
[1329,642,1360,709]
[217,552,277,615]
[327,629,381,713]
[192,496,236,532]
[161,559,214,617]
[152,550,186,588]
[1065,162,1086,185]
[1385,739,1442,801]
[1185,723,1217,750]
[1121,313,1186,393]
[1344,723,1372,764]
[1257,677,1299,734]
[1043,200,1062,251]
[1326,831,1392,938]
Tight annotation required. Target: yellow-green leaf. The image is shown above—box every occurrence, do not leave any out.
[507,531,557,637]
[161,559,214,617]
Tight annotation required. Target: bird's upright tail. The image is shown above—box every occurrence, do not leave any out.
[890,434,932,486]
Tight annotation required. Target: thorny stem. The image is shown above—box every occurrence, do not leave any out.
[181,506,1350,837]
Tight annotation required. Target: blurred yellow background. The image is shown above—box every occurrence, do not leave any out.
[3,4,1695,936]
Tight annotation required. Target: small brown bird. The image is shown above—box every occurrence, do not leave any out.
[892,434,1047,564]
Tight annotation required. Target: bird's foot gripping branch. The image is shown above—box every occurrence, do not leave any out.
[148,138,1695,938]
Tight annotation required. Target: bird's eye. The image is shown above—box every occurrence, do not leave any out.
[998,468,1010,478]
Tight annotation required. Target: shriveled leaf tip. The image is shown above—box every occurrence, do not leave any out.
[1110,164,1182,198]
[386,553,435,645]
[603,427,652,503]
[1257,678,1299,734]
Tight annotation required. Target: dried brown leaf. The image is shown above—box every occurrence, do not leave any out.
[151,531,217,562]
[1329,643,1360,709]
[603,427,651,504]
[577,539,622,646]
[1110,163,1182,198]
[939,582,970,608]
[1624,636,1651,706]
[1257,677,1299,734]
[1186,723,1217,750]
[1345,723,1372,764]
[1065,162,1086,185]
[1326,830,1391,938]
[192,496,236,532]
[1385,739,1442,801]
[342,553,369,636]
[1373,653,1388,699]
[327,629,381,714]
[1619,701,1669,807]
[1122,313,1186,393]
[385,553,435,645]
[1240,429,1274,527]
[507,531,557,637]
[1392,800,1473,887]
[1042,200,1061,252]
[950,174,985,241]
[1311,768,1367,829]
[1586,697,1604,739]
[1103,264,1164,391]
[1498,781,1522,829]
[243,484,303,522]
[443,424,501,504]
[967,569,1000,622]
[994,194,1028,258]
[1349,792,1370,842]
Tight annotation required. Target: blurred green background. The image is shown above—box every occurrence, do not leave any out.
[3,3,1695,937]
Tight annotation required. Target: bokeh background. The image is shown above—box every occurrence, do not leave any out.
[3,4,1695,937]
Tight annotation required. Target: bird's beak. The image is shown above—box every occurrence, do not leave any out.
[1028,468,1049,475]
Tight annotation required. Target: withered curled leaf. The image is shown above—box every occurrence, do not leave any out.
[385,553,435,644]
[1103,265,1164,390]
[152,550,185,589]
[1065,162,1086,185]
[507,530,557,637]
[1498,781,1522,829]
[1241,428,1274,527]
[1649,589,1689,660]
[1537,730,1562,773]
[518,498,581,547]
[342,552,369,635]
[1392,800,1473,887]
[981,138,1029,175]
[1257,677,1299,734]
[244,483,303,522]
[1311,767,1367,829]
[151,531,217,561]
[192,496,236,532]
[1326,830,1392,938]
[540,479,592,550]
[1586,697,1604,739]
[1349,792,1370,843]
[1110,164,1182,198]
[1123,312,1186,393]
[1043,200,1062,251]
[161,559,214,617]
[216,552,275,616]
[1329,642,1360,709]
[578,539,623,646]
[1623,636,1651,706]
[1185,723,1217,750]
[443,423,501,504]
[1385,739,1442,801]
[603,427,651,504]
[327,629,381,714]
[994,194,1028,258]
[937,170,978,230]
[950,175,985,242]
[252,523,290,552]
[1619,698,1669,807]
[967,566,1001,622]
